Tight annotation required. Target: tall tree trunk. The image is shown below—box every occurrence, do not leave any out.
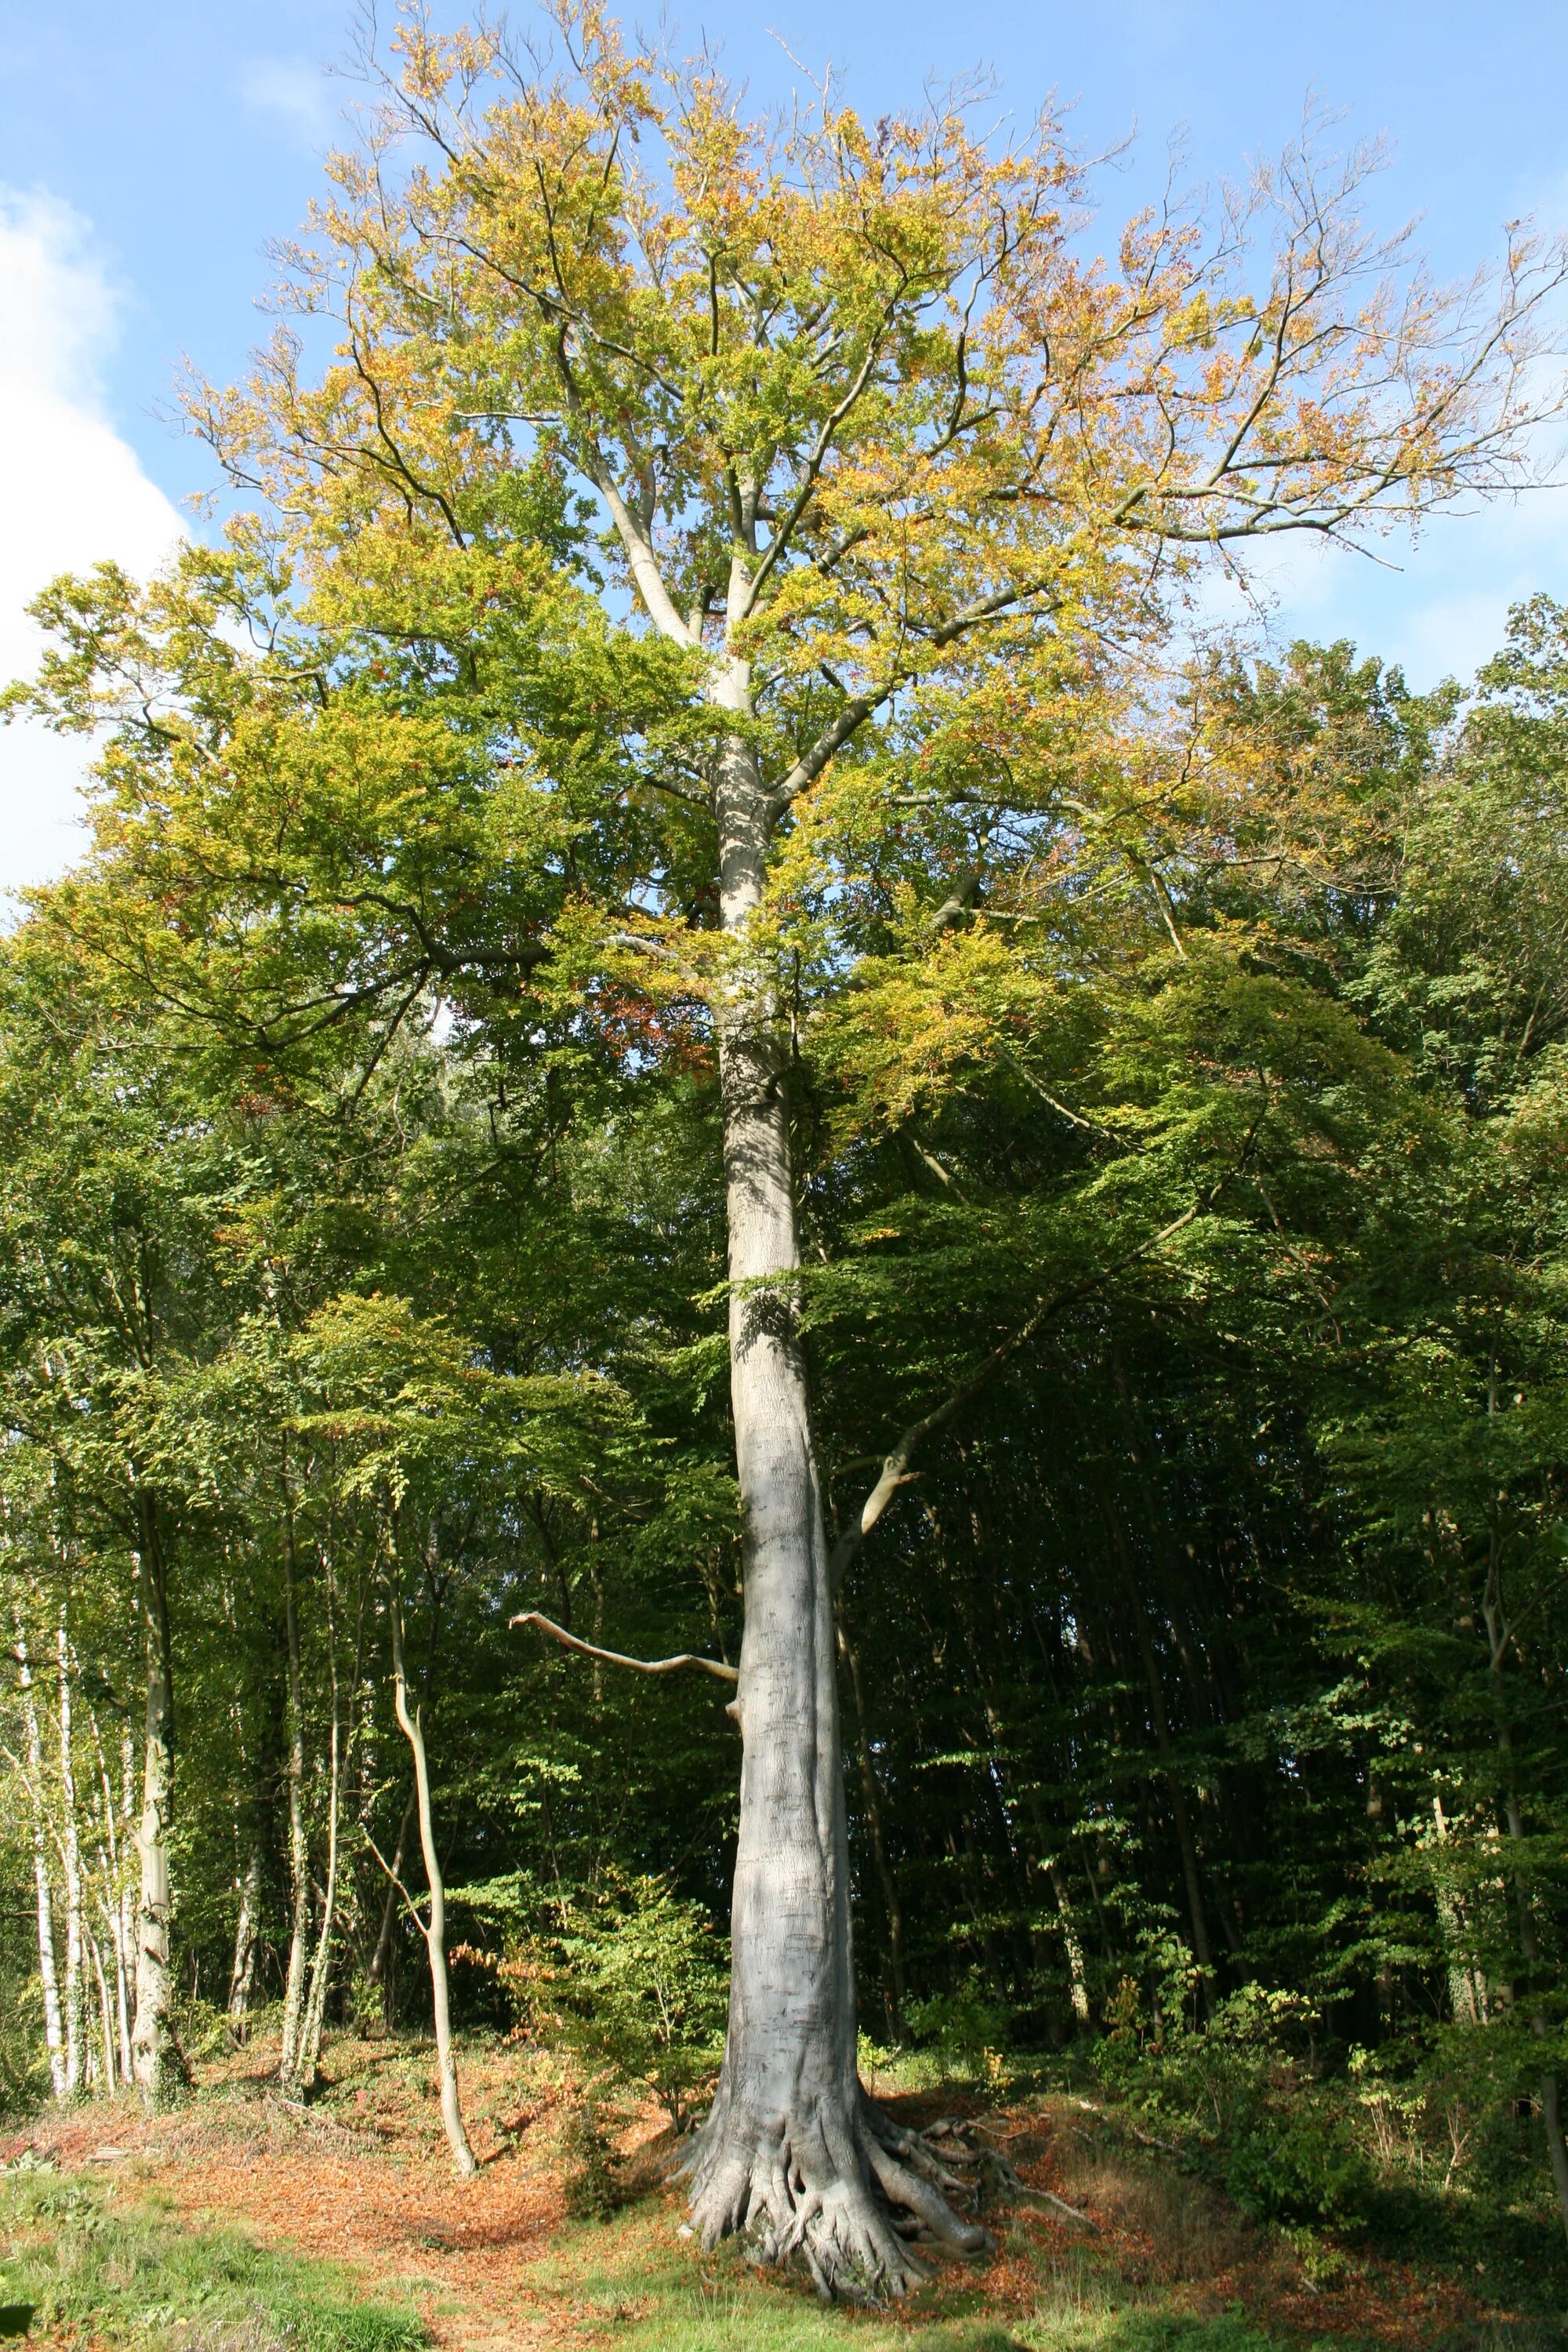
[16,1616,67,2101]
[118,1725,136,2082]
[388,1570,476,2179]
[56,1609,85,2097]
[87,1705,131,2083]
[684,669,984,2296]
[227,1850,263,2037]
[278,1497,312,2091]
[129,1497,180,2103]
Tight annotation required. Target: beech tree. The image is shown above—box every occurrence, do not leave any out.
[9,0,1568,2289]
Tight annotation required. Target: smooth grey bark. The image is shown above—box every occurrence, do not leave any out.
[90,1711,135,2083]
[388,1573,477,2180]
[129,1504,179,2103]
[278,1496,313,2091]
[681,659,986,2295]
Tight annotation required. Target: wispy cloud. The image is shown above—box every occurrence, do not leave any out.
[0,189,183,895]
[239,56,343,149]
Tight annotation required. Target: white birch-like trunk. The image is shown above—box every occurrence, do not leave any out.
[56,1612,85,2098]
[16,1619,67,2101]
[129,1520,177,2104]
[227,1850,263,2034]
[683,659,985,2295]
[103,1893,131,2082]
[118,1726,136,2082]
[389,1577,477,2178]
[88,1708,132,2083]
[278,1507,311,2090]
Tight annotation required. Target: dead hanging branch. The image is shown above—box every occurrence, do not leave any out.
[510,1609,739,1685]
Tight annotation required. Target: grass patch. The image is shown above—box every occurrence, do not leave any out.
[507,2193,1299,2352]
[0,2159,427,2352]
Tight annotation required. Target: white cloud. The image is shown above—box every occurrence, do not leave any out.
[0,190,184,898]
[240,56,342,148]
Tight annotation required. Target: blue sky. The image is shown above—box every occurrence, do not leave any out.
[3,0,1568,887]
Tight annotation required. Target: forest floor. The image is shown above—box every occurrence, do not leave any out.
[0,2030,1558,2352]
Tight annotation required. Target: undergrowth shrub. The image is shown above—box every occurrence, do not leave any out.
[469,1871,728,2130]
[561,2099,623,2220]
[1095,1982,1374,2230]
[903,1973,1013,2084]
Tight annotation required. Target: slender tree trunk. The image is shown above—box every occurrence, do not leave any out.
[388,1571,476,2179]
[222,1563,263,2043]
[1430,1798,1486,2027]
[299,1547,352,2082]
[56,1609,85,2097]
[1049,1859,1093,2026]
[16,1617,67,2101]
[278,1499,311,2090]
[87,1706,131,2082]
[227,1850,263,2036]
[103,1895,131,2083]
[87,1921,118,2095]
[684,666,984,2295]
[129,1500,180,2103]
[118,1726,136,2081]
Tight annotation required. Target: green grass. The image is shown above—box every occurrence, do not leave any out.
[0,2159,427,2352]
[511,2201,1302,2352]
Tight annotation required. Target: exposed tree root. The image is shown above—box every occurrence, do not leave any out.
[681,2086,994,2303]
